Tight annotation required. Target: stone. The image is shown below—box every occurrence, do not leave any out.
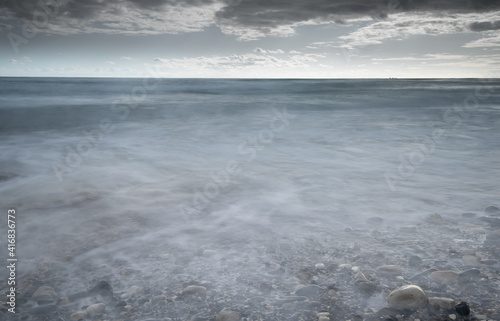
[70,312,86,320]
[85,303,106,318]
[408,255,422,268]
[182,285,207,295]
[387,285,428,310]
[485,206,500,214]
[428,297,455,310]
[463,255,480,266]
[216,310,241,321]
[338,264,352,271]
[356,281,376,297]
[315,262,326,269]
[449,314,457,320]
[35,293,54,305]
[294,285,322,298]
[425,213,443,223]
[376,265,403,276]
[32,285,56,301]
[430,270,459,283]
[455,301,470,316]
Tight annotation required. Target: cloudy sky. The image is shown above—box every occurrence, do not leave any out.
[1,0,499,78]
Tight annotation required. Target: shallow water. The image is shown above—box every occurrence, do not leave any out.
[0,78,499,314]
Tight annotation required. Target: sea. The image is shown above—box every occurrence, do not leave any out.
[0,78,499,313]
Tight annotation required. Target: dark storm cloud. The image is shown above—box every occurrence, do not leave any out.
[216,0,500,27]
[0,0,215,21]
[469,20,500,31]
[1,0,499,33]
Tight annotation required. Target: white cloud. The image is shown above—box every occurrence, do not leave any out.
[23,56,32,62]
[105,61,115,65]
[8,59,17,64]
[121,56,133,60]
[464,33,500,48]
[334,11,500,49]
[148,51,329,77]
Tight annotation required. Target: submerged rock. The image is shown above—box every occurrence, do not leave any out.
[429,297,455,310]
[408,255,422,268]
[85,303,105,318]
[430,270,459,283]
[387,285,428,310]
[294,285,322,298]
[376,265,403,276]
[216,310,241,321]
[485,206,500,214]
[32,285,56,303]
[182,285,207,295]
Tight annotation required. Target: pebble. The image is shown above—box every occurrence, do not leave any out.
[425,213,443,223]
[485,206,500,214]
[315,262,326,269]
[70,311,86,320]
[376,265,403,276]
[455,301,470,316]
[85,303,106,318]
[463,255,480,266]
[408,255,422,268]
[428,297,455,310]
[182,285,207,295]
[32,285,57,302]
[449,314,457,320]
[294,285,322,298]
[216,310,241,321]
[338,264,352,271]
[430,270,459,283]
[387,285,428,310]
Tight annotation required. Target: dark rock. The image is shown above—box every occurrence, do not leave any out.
[462,212,477,218]
[408,255,422,268]
[68,291,89,301]
[26,305,57,315]
[485,206,500,214]
[455,301,470,316]
[88,281,113,298]
[355,281,376,297]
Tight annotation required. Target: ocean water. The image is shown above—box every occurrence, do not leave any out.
[0,78,499,305]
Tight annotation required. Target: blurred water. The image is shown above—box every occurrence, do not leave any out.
[0,77,499,282]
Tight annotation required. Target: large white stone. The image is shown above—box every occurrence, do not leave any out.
[387,285,428,310]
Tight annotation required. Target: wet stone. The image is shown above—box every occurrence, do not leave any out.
[455,301,470,316]
[70,311,86,320]
[215,310,241,321]
[181,285,207,295]
[430,270,459,283]
[376,265,403,276]
[387,285,428,310]
[294,284,323,298]
[32,285,56,302]
[485,206,500,215]
[408,255,422,268]
[85,303,105,318]
[463,255,481,266]
[428,297,455,310]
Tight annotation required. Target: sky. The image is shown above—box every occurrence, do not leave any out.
[0,0,500,78]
